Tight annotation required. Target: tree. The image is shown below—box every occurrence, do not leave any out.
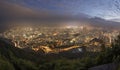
[111,35,120,62]
[0,58,15,70]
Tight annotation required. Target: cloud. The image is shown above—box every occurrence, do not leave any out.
[0,1,59,19]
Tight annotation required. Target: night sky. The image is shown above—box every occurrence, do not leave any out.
[1,0,120,20]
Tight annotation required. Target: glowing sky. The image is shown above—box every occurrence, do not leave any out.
[2,0,120,20]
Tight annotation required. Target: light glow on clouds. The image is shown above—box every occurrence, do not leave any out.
[2,0,120,20]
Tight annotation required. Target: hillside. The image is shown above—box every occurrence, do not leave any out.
[0,35,120,70]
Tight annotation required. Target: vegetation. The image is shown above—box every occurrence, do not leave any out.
[0,35,120,70]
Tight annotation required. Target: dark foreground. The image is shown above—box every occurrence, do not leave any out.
[0,35,120,70]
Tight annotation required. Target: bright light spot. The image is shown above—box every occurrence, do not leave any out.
[78,48,82,52]
[66,25,78,29]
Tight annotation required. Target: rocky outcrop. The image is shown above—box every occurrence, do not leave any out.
[89,63,118,70]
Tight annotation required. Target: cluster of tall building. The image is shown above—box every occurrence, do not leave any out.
[0,26,119,53]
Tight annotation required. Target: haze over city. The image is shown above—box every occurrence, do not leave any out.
[0,0,120,70]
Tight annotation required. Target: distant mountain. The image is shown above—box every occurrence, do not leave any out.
[87,17,120,30]
[0,1,120,31]
[110,19,120,22]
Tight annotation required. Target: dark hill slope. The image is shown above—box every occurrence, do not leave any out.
[0,38,44,70]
